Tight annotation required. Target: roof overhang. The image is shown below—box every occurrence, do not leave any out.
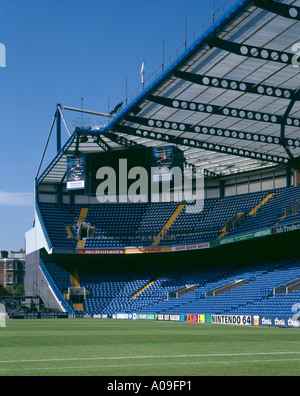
[37,0,300,185]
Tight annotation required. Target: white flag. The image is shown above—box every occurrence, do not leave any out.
[140,61,145,84]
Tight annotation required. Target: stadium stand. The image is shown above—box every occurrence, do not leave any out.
[143,259,300,315]
[42,257,300,320]
[37,185,300,249]
[25,0,300,327]
[227,185,300,236]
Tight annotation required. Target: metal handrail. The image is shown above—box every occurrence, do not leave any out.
[123,0,238,108]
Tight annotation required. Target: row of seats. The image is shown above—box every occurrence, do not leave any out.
[227,185,300,236]
[167,191,270,235]
[37,185,300,249]
[143,259,300,316]
[44,258,300,319]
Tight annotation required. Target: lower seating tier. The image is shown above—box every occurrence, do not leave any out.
[44,258,300,319]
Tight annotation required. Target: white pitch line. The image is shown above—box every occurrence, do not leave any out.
[1,358,300,373]
[1,351,300,364]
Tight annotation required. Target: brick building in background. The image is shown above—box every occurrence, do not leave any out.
[0,250,25,295]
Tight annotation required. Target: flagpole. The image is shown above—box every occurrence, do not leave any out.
[141,60,145,90]
[143,60,145,90]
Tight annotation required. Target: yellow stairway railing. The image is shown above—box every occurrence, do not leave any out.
[151,204,186,247]
[70,264,84,311]
[218,226,227,239]
[275,214,286,225]
[77,208,89,226]
[76,240,86,248]
[73,303,84,311]
[65,226,74,239]
[218,193,275,239]
[70,265,81,288]
[248,193,275,216]
[131,271,167,299]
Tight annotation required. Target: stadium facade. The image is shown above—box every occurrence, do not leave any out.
[25,0,300,327]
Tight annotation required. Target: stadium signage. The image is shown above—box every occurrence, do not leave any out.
[157,314,182,322]
[172,243,209,252]
[185,314,205,323]
[274,222,300,235]
[215,229,272,246]
[116,313,136,320]
[136,313,157,320]
[274,318,286,327]
[126,247,168,254]
[211,315,252,326]
[66,156,86,190]
[78,249,125,255]
[288,318,300,328]
[9,312,69,319]
[261,317,272,326]
[106,313,300,328]
[259,316,300,328]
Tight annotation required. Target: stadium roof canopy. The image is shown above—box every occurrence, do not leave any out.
[37,0,300,185]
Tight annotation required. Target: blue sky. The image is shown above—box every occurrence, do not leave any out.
[0,0,222,252]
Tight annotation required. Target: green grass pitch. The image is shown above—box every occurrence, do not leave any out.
[0,319,300,376]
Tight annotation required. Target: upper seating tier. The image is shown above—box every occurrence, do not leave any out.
[37,185,300,249]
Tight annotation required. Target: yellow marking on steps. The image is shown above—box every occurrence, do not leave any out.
[151,204,186,247]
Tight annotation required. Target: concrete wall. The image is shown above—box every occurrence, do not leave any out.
[25,250,62,312]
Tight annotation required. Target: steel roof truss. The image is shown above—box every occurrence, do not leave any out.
[174,70,296,101]
[96,135,113,152]
[37,134,76,186]
[124,114,300,149]
[280,88,300,159]
[105,131,145,148]
[147,94,300,127]
[209,37,294,66]
[254,0,300,22]
[114,125,289,164]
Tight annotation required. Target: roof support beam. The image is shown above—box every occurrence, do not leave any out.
[208,37,294,66]
[36,133,77,186]
[147,95,300,127]
[74,128,145,149]
[56,104,61,154]
[60,170,67,184]
[124,115,300,149]
[254,0,300,21]
[174,70,295,101]
[61,105,114,118]
[36,113,57,179]
[280,88,300,159]
[105,131,145,148]
[114,125,289,165]
[96,135,113,152]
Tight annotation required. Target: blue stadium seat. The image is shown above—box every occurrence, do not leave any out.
[37,185,300,249]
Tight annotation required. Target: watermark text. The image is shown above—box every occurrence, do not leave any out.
[95,160,205,213]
